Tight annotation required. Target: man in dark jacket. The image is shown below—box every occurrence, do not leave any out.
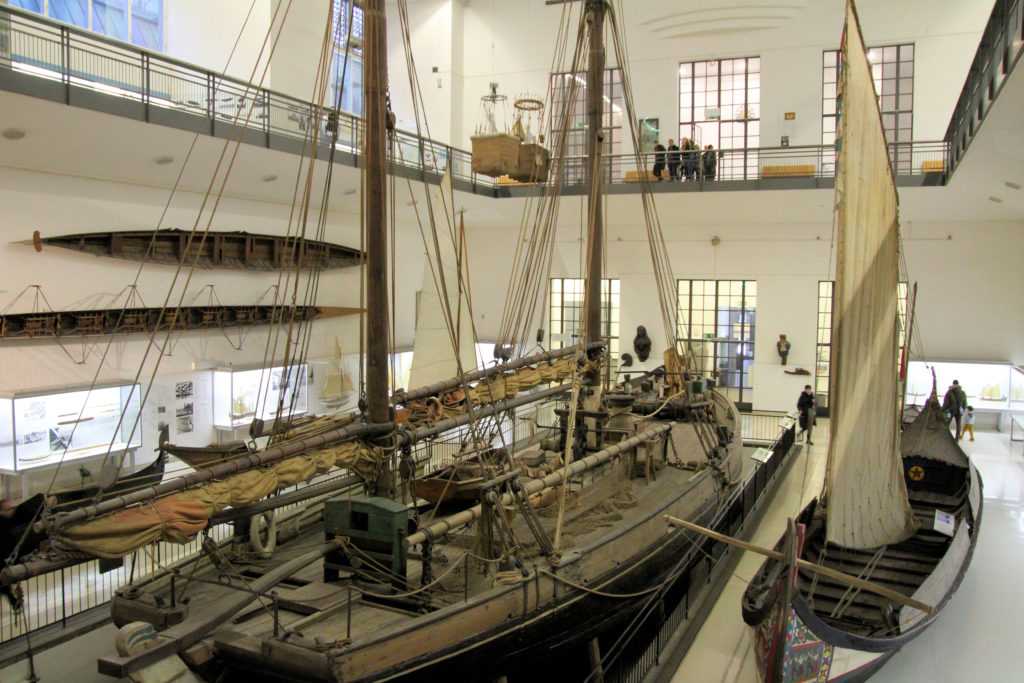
[942,380,967,439]
[797,385,816,445]
[667,139,680,181]
[652,141,666,180]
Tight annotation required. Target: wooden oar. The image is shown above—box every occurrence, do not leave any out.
[664,515,933,614]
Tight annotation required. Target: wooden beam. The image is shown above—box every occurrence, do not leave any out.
[664,515,933,614]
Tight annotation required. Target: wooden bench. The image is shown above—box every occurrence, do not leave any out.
[760,165,815,178]
[922,160,945,173]
[624,170,667,182]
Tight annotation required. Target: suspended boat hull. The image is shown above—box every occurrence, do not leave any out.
[742,404,982,683]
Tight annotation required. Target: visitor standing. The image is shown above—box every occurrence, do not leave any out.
[652,140,666,180]
[961,405,976,442]
[942,381,966,439]
[797,385,816,445]
[667,139,680,181]
[702,144,718,180]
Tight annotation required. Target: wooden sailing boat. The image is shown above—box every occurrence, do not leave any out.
[979,383,1005,401]
[72,1,764,681]
[317,338,354,409]
[740,4,981,680]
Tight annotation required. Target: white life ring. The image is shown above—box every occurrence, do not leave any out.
[248,510,277,559]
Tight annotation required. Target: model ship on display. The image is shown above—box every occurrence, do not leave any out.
[0,1,785,681]
[739,3,981,681]
[979,383,1005,401]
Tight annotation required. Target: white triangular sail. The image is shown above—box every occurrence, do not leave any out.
[319,337,353,407]
[409,171,477,390]
[822,0,917,549]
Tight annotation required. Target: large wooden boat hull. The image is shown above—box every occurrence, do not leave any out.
[212,418,745,682]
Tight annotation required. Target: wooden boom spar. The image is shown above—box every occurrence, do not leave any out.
[664,515,933,614]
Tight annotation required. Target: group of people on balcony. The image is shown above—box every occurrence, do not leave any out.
[652,138,720,182]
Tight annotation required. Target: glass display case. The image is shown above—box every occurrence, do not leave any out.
[0,384,142,473]
[905,360,1013,411]
[213,364,308,429]
[1011,366,1024,407]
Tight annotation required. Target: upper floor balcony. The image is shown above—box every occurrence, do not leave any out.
[0,4,950,200]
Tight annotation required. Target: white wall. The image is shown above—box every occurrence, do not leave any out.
[457,0,993,150]
[462,185,1024,413]
[166,0,273,85]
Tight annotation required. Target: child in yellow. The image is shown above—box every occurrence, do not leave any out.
[960,405,975,441]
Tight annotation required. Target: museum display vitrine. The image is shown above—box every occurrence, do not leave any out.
[213,364,308,429]
[0,384,142,473]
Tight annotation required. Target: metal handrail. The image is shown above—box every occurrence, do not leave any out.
[944,0,1024,176]
[1,4,948,195]
[0,4,473,185]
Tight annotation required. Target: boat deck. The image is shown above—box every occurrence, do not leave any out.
[797,482,971,636]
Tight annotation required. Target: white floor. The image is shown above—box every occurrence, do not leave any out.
[673,422,1024,683]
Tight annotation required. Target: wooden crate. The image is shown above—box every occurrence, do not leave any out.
[471,133,520,177]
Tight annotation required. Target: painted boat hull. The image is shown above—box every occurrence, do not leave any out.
[745,462,982,683]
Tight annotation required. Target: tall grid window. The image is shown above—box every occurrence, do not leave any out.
[815,281,908,409]
[549,278,620,371]
[329,0,363,116]
[549,69,623,184]
[679,57,760,180]
[10,0,164,51]
[677,280,756,406]
[822,44,914,174]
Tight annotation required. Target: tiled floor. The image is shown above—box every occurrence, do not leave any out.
[673,423,1024,683]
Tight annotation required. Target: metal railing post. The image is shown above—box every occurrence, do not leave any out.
[61,25,70,103]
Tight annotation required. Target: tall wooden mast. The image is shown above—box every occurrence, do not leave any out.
[363,0,390,425]
[583,0,605,351]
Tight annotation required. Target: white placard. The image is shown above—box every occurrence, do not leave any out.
[933,509,956,537]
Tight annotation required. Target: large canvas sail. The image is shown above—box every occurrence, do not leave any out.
[822,1,917,549]
[408,171,477,390]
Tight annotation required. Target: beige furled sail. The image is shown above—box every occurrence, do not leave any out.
[408,170,477,390]
[822,0,917,549]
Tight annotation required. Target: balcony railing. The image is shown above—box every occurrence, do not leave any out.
[945,0,1024,176]
[536,140,947,188]
[0,4,469,186]
[1,5,949,198]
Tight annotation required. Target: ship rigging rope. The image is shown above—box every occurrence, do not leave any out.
[263,0,366,440]
[3,0,278,571]
[496,3,587,356]
[394,0,490,454]
[606,2,688,361]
